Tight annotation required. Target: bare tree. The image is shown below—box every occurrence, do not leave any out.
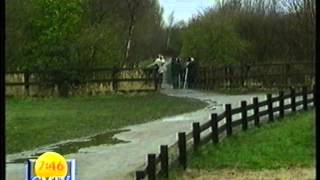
[166,11,175,51]
[123,0,140,66]
[281,0,315,60]
[281,0,315,23]
[215,0,242,12]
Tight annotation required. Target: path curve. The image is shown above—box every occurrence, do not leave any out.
[6,89,268,180]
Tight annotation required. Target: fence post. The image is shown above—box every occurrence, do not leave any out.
[136,171,145,180]
[192,122,201,151]
[253,97,260,127]
[229,66,234,88]
[241,101,248,131]
[245,65,250,88]
[178,132,187,170]
[240,64,244,87]
[225,104,232,136]
[205,69,208,90]
[224,67,228,88]
[313,84,316,105]
[210,113,219,144]
[303,86,308,111]
[147,154,156,180]
[111,67,118,92]
[279,91,284,119]
[267,94,274,122]
[160,145,168,178]
[24,71,30,96]
[290,88,296,112]
[284,63,290,87]
[210,66,214,89]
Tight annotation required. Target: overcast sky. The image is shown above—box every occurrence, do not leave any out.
[158,0,215,25]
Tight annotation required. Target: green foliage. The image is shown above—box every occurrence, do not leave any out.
[180,15,248,65]
[32,0,83,45]
[178,0,315,65]
[27,0,83,70]
[6,0,167,96]
[5,0,35,71]
[6,0,166,69]
[20,0,86,96]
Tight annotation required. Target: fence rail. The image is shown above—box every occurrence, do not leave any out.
[192,61,315,89]
[5,67,160,96]
[136,85,315,180]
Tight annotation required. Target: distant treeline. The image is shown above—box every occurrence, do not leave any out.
[6,0,315,70]
[5,0,315,96]
[167,0,315,66]
[6,0,170,95]
[6,0,167,72]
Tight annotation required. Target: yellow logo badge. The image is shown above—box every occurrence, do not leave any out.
[34,152,68,178]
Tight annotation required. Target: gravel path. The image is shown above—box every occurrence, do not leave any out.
[6,89,273,180]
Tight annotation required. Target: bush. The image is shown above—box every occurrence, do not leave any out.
[180,14,248,66]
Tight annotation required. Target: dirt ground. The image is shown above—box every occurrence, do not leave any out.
[180,168,315,180]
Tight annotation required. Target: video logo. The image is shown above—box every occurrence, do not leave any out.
[25,152,76,180]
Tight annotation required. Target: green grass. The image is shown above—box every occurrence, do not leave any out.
[167,111,315,179]
[6,93,207,153]
[189,111,315,170]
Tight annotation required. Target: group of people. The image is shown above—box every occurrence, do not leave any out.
[148,54,198,89]
[171,56,198,89]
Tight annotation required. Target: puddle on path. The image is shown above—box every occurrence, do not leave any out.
[8,129,129,164]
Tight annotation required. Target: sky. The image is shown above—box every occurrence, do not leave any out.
[158,0,215,25]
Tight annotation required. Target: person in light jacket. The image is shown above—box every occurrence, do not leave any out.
[148,54,165,87]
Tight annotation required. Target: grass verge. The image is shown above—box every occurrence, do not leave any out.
[6,93,206,153]
[169,110,315,179]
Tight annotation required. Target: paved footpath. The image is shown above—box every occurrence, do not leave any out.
[6,89,268,180]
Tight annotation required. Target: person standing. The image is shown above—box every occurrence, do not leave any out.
[157,55,165,87]
[184,57,192,89]
[185,57,195,88]
[148,54,165,88]
[165,57,173,86]
[178,58,186,89]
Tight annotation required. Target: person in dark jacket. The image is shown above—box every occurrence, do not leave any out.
[187,57,198,88]
[171,57,179,89]
[178,58,186,89]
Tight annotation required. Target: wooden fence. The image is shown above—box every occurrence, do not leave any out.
[5,67,160,96]
[192,61,315,89]
[135,86,315,180]
[6,61,315,96]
